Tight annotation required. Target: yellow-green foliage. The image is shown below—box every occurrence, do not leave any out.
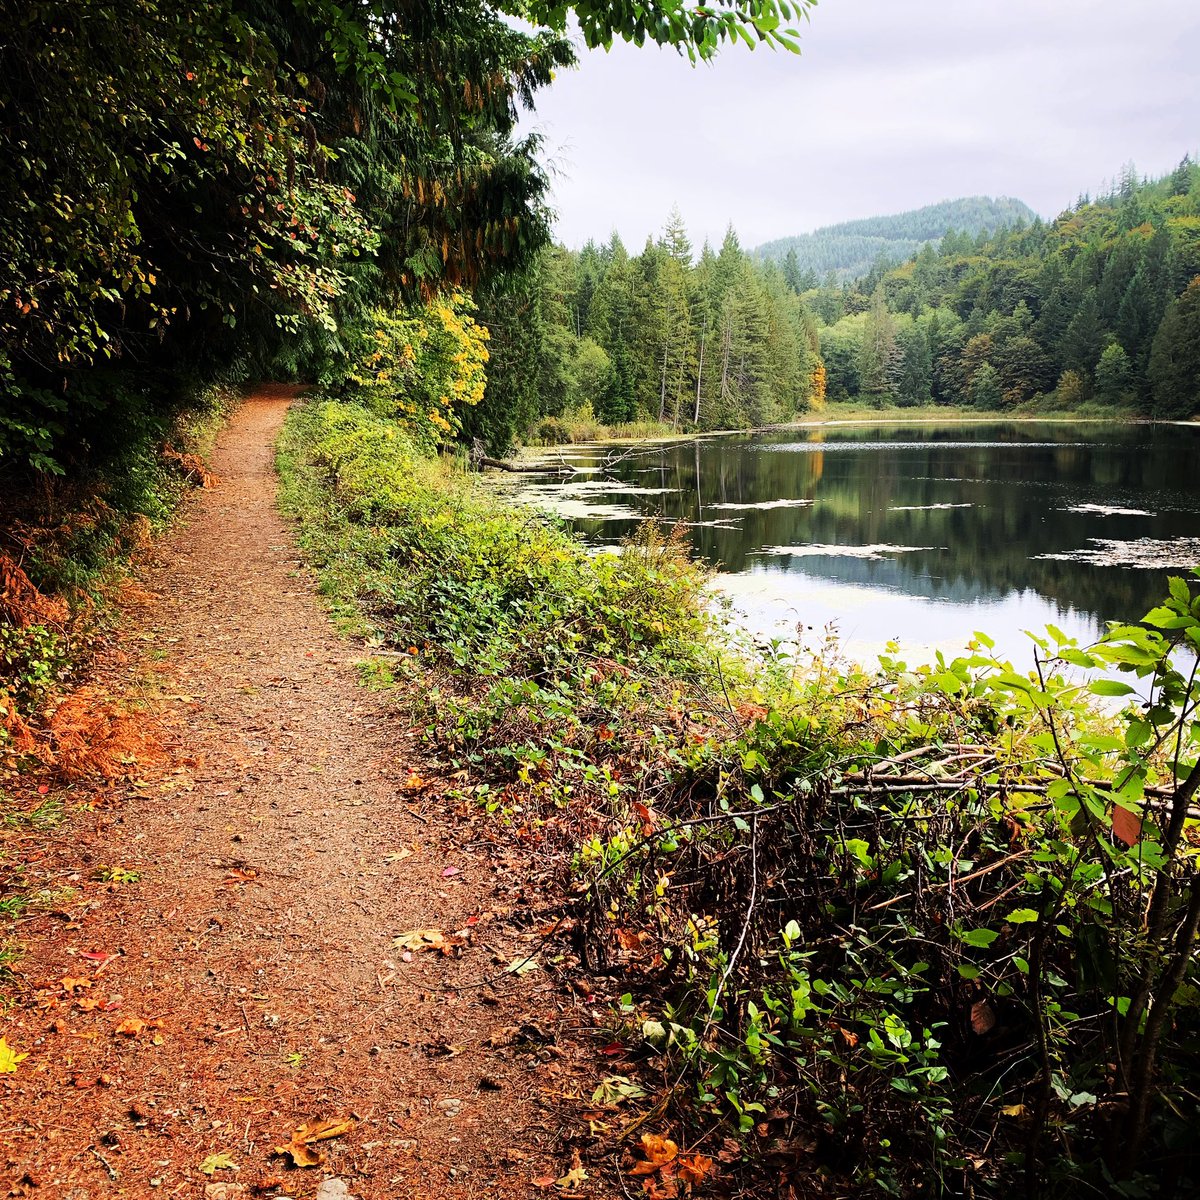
[283,399,713,677]
[337,292,489,447]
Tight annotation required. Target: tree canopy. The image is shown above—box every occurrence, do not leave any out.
[0,0,809,469]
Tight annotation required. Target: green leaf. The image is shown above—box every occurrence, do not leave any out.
[956,927,1000,948]
[1005,908,1039,925]
[1088,679,1135,697]
[1168,575,1191,606]
[1125,719,1153,748]
[200,1153,238,1175]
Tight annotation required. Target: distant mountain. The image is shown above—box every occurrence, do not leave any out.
[755,196,1039,283]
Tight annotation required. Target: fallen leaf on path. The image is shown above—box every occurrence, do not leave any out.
[203,1183,247,1199]
[274,1117,356,1168]
[555,1149,588,1189]
[60,976,92,994]
[223,868,259,886]
[115,1017,146,1037]
[505,956,539,976]
[590,1075,646,1106]
[80,951,121,972]
[441,866,460,878]
[629,1133,679,1176]
[0,1037,29,1073]
[392,928,446,953]
[199,1152,238,1175]
[677,1154,714,1186]
[384,848,412,863]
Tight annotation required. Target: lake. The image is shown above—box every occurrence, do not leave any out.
[505,421,1200,670]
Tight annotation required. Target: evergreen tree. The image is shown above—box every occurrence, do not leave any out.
[1060,288,1106,375]
[859,285,899,402]
[969,361,1003,409]
[1148,277,1200,418]
[895,324,933,405]
[1094,342,1134,406]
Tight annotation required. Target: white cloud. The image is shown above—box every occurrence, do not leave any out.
[521,0,1200,249]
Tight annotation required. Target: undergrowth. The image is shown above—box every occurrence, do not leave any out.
[1,377,236,984]
[279,396,1200,1199]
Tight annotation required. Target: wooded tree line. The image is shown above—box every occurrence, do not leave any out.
[807,160,1200,416]
[465,216,826,448]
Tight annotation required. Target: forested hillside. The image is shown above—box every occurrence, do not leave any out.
[805,161,1200,415]
[755,195,1036,282]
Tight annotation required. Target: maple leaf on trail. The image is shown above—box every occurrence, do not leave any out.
[555,1165,588,1188]
[392,928,447,952]
[629,1133,679,1176]
[555,1148,589,1189]
[199,1152,238,1175]
[677,1154,714,1186]
[0,1038,29,1073]
[274,1117,356,1168]
[591,1075,646,1106]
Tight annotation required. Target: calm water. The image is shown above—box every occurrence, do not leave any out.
[509,422,1200,668]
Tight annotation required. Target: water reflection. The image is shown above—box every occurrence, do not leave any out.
[509,422,1200,666]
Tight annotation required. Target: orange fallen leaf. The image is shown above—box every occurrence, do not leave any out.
[274,1117,356,1168]
[677,1154,714,1186]
[60,976,92,994]
[115,1017,146,1037]
[629,1133,678,1176]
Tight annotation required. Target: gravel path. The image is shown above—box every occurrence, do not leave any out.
[1,389,589,1199]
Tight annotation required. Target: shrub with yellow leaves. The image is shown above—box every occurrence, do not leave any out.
[332,292,488,449]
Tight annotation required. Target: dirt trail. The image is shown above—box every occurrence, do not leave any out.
[2,390,592,1198]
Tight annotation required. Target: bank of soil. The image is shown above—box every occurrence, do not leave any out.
[0,389,606,1198]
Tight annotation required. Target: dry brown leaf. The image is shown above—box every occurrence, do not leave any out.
[970,1000,996,1036]
[392,928,446,952]
[273,1117,356,1168]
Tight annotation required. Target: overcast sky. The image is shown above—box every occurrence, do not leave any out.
[519,0,1200,251]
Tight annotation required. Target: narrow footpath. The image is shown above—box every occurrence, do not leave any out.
[1,390,598,1199]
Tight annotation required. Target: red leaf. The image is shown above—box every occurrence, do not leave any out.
[1112,804,1142,848]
